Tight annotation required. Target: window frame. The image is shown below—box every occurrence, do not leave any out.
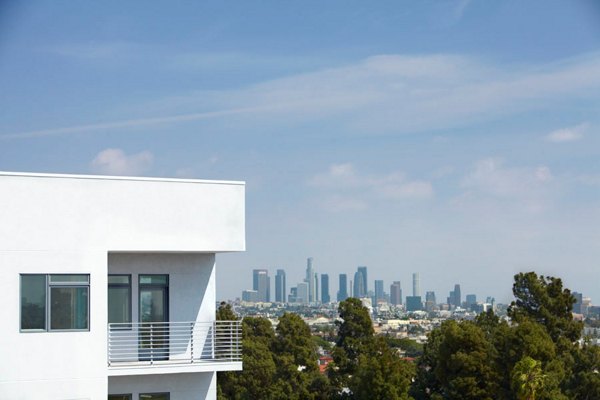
[108,395,132,400]
[108,274,132,328]
[20,273,91,333]
[139,393,170,400]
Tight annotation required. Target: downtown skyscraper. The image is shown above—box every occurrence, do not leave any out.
[321,274,330,303]
[253,269,270,302]
[353,266,368,298]
[412,273,420,297]
[305,257,317,303]
[338,274,348,301]
[275,269,286,303]
[390,281,402,305]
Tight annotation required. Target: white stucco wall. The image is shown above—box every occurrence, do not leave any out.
[109,372,216,400]
[0,172,245,399]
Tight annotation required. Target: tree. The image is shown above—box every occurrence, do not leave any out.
[564,341,600,399]
[349,337,414,400]
[272,313,329,400]
[330,298,375,396]
[508,272,582,348]
[218,316,279,400]
[511,356,545,400]
[217,301,238,321]
[412,320,501,400]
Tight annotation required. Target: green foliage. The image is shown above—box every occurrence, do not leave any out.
[385,336,424,357]
[564,341,600,399]
[216,301,238,321]
[511,356,545,400]
[331,298,414,399]
[349,337,415,400]
[219,314,332,400]
[508,272,582,348]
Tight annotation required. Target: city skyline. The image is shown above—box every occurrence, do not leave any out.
[239,260,511,306]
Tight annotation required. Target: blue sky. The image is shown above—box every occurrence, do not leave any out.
[1,1,600,303]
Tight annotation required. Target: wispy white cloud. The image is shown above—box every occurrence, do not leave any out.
[309,163,433,211]
[90,148,153,176]
[545,122,589,142]
[459,158,554,212]
[4,53,600,139]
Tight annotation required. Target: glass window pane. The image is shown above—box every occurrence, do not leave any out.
[21,275,46,330]
[108,286,131,324]
[50,274,89,284]
[139,275,168,286]
[108,275,130,285]
[50,287,89,330]
[140,394,169,400]
[109,395,132,400]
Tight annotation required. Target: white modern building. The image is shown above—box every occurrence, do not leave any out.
[0,172,245,400]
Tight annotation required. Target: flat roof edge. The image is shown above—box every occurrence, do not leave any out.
[0,171,245,186]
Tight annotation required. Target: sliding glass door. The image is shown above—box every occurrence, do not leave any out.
[139,275,169,361]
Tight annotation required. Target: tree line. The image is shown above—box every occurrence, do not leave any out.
[218,272,600,399]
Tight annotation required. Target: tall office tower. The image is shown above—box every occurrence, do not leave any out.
[315,272,319,303]
[305,257,316,303]
[297,282,309,304]
[425,291,436,311]
[374,280,385,301]
[390,281,402,305]
[275,269,286,303]
[357,266,368,295]
[412,273,420,297]
[321,274,330,303]
[338,274,348,301]
[453,284,461,307]
[465,294,477,308]
[353,270,366,298]
[253,269,270,302]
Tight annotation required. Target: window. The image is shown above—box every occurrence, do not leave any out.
[108,275,131,325]
[139,394,169,400]
[20,274,90,331]
[108,395,131,400]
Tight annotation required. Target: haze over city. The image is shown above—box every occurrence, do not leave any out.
[1,1,599,303]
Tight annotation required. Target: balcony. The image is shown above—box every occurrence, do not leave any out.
[107,320,242,376]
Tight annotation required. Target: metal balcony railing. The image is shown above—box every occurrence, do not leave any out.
[107,320,242,366]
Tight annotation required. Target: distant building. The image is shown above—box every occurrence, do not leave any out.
[321,274,330,303]
[306,258,316,303]
[374,280,385,302]
[253,269,270,302]
[288,287,298,303]
[242,289,259,303]
[338,274,348,301]
[354,266,368,298]
[390,281,402,305]
[297,282,309,304]
[447,284,461,308]
[412,273,420,297]
[406,296,423,312]
[466,294,477,308]
[275,269,286,303]
[425,291,437,311]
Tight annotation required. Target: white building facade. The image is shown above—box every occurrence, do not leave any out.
[0,172,245,400]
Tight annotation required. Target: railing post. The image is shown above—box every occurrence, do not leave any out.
[212,321,216,360]
[150,324,154,365]
[190,321,194,363]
